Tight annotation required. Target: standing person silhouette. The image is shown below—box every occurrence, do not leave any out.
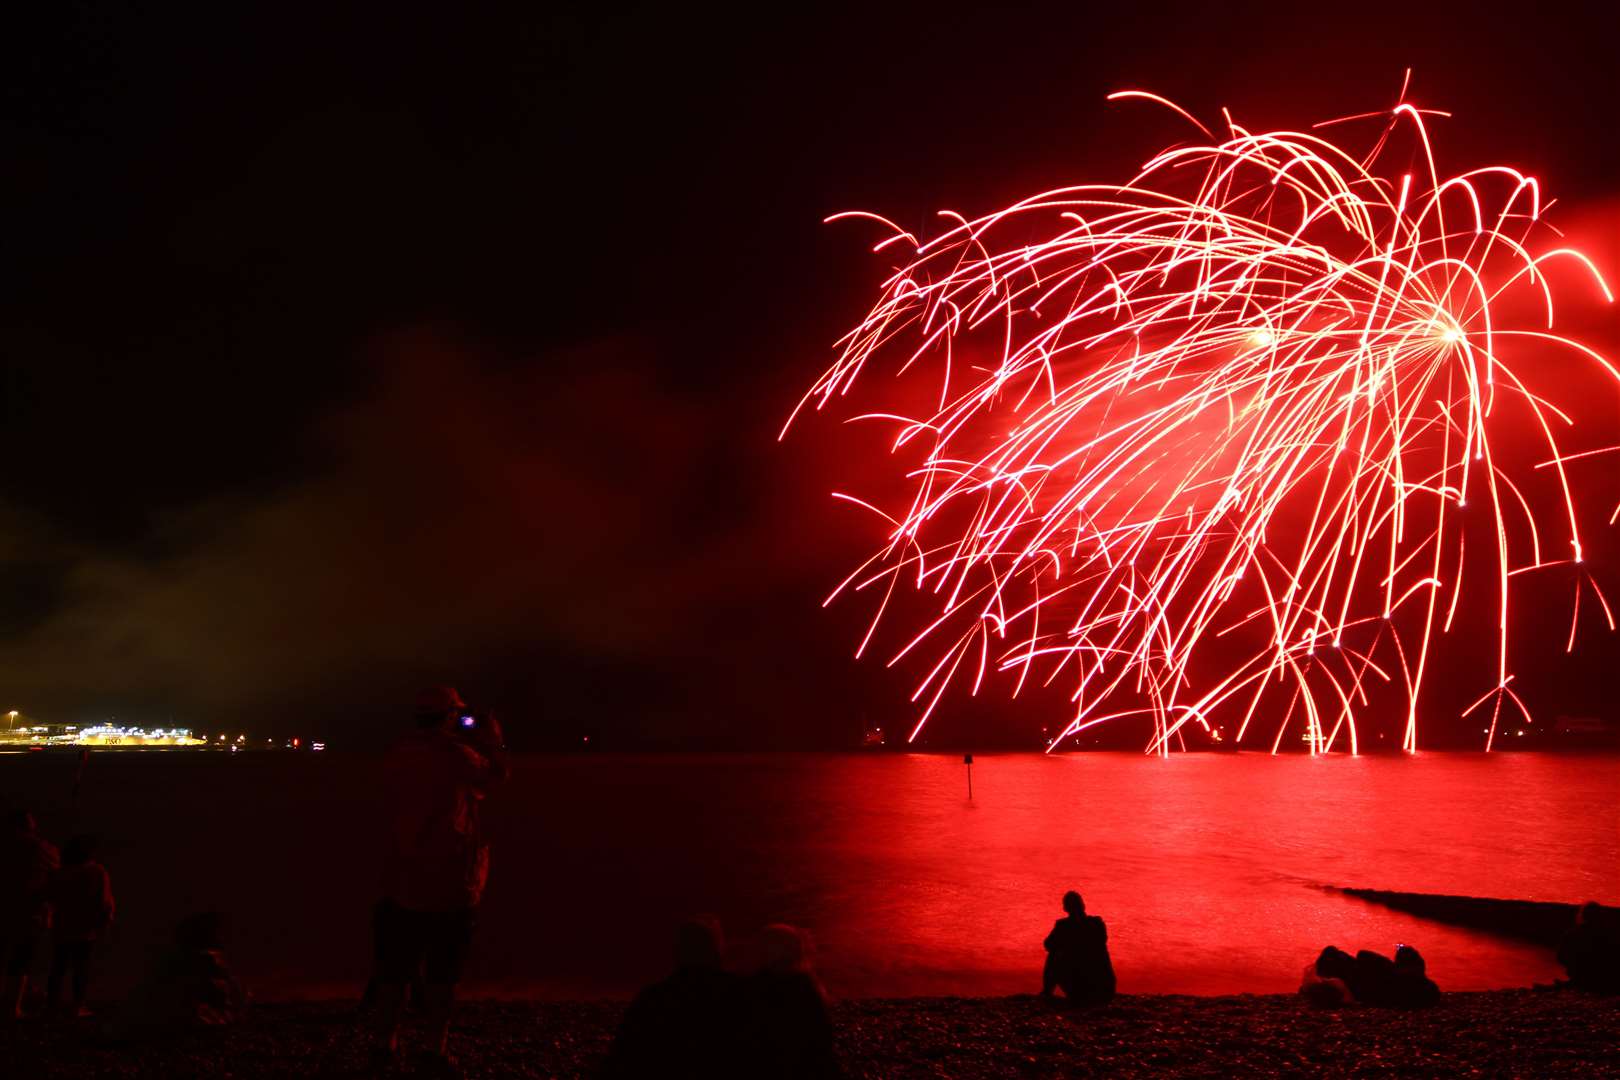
[1040,890,1115,1004]
[46,834,115,1016]
[369,687,509,1078]
[1,809,59,1019]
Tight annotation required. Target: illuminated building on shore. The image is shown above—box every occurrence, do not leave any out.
[0,722,205,747]
[0,712,323,751]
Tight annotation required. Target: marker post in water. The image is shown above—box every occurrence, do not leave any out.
[963,753,973,800]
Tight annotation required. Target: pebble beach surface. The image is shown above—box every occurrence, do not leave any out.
[4,989,1617,1078]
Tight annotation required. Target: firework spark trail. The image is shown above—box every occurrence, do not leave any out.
[786,89,1617,754]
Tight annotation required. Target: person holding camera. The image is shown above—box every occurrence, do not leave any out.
[369,686,509,1077]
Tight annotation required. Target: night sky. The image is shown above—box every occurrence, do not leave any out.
[5,3,1620,748]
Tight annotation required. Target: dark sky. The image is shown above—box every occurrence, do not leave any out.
[4,3,1619,747]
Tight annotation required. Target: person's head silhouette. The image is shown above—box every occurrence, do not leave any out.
[1315,946,1355,980]
[673,917,725,971]
[1394,944,1426,975]
[1062,890,1085,916]
[760,924,814,974]
[414,685,468,732]
[176,911,226,951]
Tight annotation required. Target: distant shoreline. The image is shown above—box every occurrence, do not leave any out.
[8,745,1620,756]
[6,990,1618,1077]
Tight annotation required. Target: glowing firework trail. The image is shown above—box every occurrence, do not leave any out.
[786,89,1617,753]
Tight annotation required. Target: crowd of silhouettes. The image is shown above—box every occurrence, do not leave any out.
[2,680,509,1078]
[1,810,116,1020]
[1300,944,1440,1008]
[8,715,1620,1078]
[604,917,839,1078]
[1296,903,1620,1008]
[2,805,248,1036]
[604,891,1121,1076]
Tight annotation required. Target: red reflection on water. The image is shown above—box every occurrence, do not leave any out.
[2,752,1612,999]
[794,753,1606,996]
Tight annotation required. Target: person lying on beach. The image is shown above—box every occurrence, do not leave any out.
[1355,945,1439,1008]
[747,924,839,1078]
[604,917,750,1078]
[1557,902,1620,993]
[1301,944,1438,1008]
[1040,890,1115,1004]
[46,834,116,1016]
[1,808,59,1019]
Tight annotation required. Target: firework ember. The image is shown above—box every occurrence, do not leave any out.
[786,86,1617,754]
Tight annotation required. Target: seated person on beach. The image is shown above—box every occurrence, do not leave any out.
[104,911,247,1039]
[1040,890,1115,1004]
[747,924,839,1079]
[1,809,60,1019]
[1389,945,1439,1007]
[1299,946,1355,1007]
[1304,944,1438,1007]
[1558,901,1620,993]
[1354,945,1438,1008]
[47,834,116,1016]
[605,917,750,1078]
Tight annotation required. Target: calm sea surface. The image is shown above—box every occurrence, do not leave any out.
[2,751,1615,999]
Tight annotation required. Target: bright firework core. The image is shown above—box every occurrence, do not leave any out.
[786,89,1617,755]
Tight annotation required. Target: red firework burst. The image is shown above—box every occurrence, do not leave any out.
[785,83,1617,754]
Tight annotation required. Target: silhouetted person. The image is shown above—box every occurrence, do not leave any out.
[1299,946,1354,1007]
[1341,945,1439,1008]
[1,809,59,1019]
[104,911,246,1040]
[747,924,839,1078]
[1558,902,1620,993]
[1388,945,1439,1007]
[604,917,750,1078]
[1041,890,1115,1004]
[370,686,509,1078]
[46,835,115,1016]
